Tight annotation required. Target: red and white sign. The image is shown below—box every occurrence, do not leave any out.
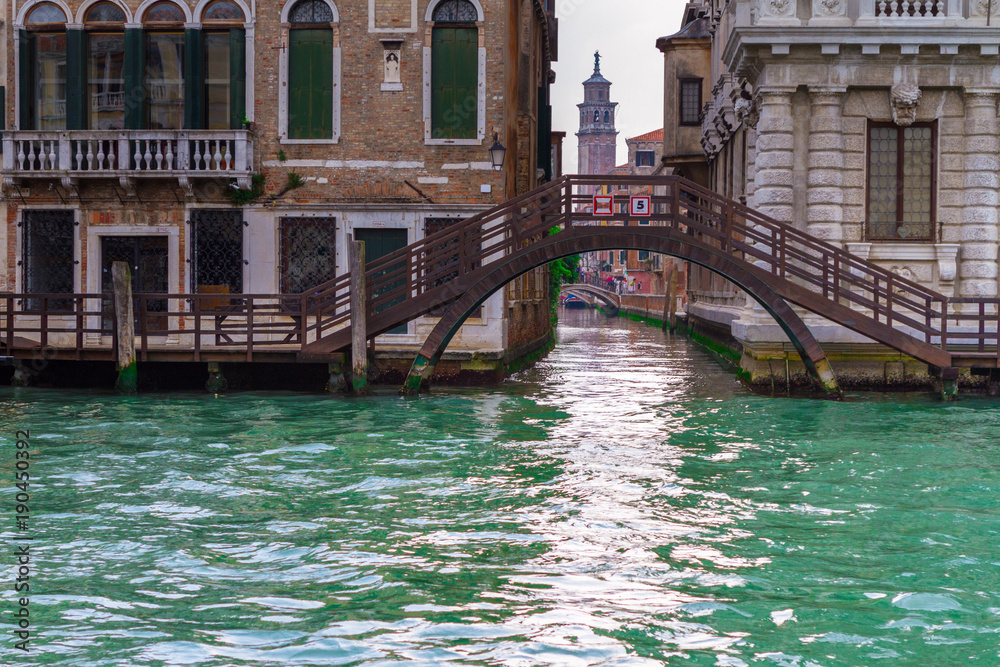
[630,195,651,217]
[593,195,614,216]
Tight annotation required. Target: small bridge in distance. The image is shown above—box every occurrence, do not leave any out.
[559,283,621,316]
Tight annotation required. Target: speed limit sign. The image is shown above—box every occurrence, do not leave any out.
[630,196,651,216]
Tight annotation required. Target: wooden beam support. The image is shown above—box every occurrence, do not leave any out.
[349,239,368,395]
[112,261,137,394]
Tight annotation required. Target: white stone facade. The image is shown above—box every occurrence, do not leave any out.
[671,0,1000,384]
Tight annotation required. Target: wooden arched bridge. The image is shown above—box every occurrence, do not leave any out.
[3,174,1000,396]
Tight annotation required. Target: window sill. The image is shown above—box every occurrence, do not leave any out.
[425,138,483,146]
[279,137,340,145]
[381,83,403,92]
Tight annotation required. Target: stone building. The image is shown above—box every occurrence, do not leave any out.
[660,0,1000,388]
[1,0,558,384]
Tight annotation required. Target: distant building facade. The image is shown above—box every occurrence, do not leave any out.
[660,0,1000,387]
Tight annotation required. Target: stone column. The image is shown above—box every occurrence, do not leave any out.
[960,90,1000,299]
[749,86,797,223]
[807,87,847,243]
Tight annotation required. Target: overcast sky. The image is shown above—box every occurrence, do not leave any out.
[551,1,686,174]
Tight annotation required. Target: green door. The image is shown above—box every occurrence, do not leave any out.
[288,29,332,139]
[431,27,477,139]
[355,228,408,334]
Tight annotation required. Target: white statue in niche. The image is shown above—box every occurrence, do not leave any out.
[384,51,401,84]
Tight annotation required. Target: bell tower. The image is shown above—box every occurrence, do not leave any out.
[576,52,619,175]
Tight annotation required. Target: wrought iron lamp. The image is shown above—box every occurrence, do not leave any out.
[488,133,506,171]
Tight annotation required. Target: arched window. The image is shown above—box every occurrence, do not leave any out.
[594,110,599,123]
[204,0,245,20]
[428,0,481,141]
[202,0,247,129]
[285,0,336,140]
[23,3,68,130]
[85,3,126,129]
[604,110,610,124]
[433,0,478,21]
[144,2,186,129]
[289,0,333,22]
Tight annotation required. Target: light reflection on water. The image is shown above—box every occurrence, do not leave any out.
[2,308,1000,665]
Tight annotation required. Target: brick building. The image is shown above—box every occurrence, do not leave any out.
[1,0,558,383]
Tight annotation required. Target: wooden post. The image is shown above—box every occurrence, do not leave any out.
[349,239,368,395]
[205,361,227,393]
[664,266,679,331]
[112,261,137,394]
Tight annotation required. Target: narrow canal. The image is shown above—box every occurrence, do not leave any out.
[3,309,1000,665]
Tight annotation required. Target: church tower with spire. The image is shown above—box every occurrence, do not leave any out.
[576,52,619,175]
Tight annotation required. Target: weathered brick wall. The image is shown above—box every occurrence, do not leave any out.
[3,0,555,358]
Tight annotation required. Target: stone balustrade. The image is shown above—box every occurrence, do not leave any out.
[751,0,997,26]
[1,130,254,193]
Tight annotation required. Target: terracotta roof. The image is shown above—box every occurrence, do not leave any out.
[628,128,664,142]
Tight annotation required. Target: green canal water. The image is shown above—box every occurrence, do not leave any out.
[2,309,1000,666]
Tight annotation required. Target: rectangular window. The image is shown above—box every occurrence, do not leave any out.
[867,122,936,241]
[23,210,75,311]
[204,32,231,130]
[192,210,243,304]
[679,78,702,126]
[146,33,185,129]
[431,27,477,139]
[635,150,655,167]
[32,34,67,130]
[88,33,125,129]
[288,29,333,139]
[279,217,336,293]
[619,250,626,264]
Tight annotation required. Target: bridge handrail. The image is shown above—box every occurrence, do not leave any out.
[5,174,1000,365]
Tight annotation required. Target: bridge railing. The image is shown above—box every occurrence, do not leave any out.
[5,174,1000,367]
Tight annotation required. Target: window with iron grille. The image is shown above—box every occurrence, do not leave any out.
[192,209,243,295]
[22,209,75,311]
[279,217,336,293]
[424,217,481,317]
[866,122,936,241]
[679,79,702,126]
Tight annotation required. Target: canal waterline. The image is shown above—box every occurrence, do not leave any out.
[2,308,999,665]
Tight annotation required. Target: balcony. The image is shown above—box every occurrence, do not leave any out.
[751,0,993,27]
[1,130,254,196]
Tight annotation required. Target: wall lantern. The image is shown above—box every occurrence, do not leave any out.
[488,133,506,171]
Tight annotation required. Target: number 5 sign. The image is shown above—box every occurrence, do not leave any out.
[630,196,651,217]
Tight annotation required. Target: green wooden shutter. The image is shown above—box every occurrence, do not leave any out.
[123,28,144,129]
[66,29,85,130]
[431,27,477,139]
[288,30,332,140]
[18,30,31,129]
[184,28,204,129]
[229,29,246,130]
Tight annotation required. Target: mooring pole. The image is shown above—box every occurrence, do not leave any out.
[112,261,137,394]
[663,266,678,331]
[349,238,368,395]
